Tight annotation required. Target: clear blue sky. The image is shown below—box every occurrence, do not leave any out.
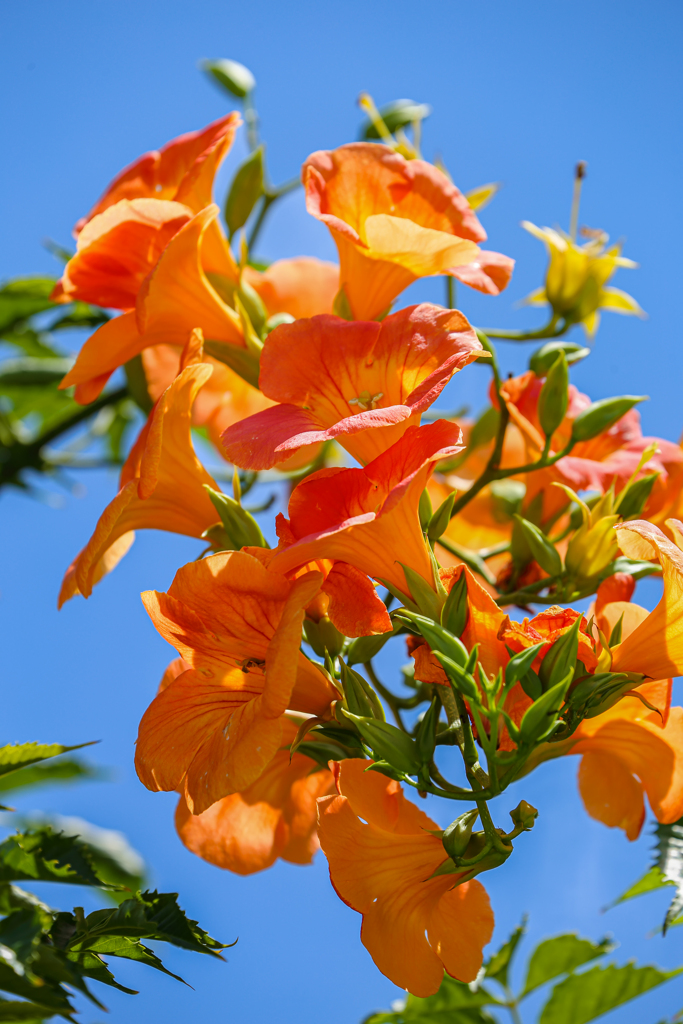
[2,2,683,1021]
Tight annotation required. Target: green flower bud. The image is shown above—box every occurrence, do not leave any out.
[518,671,572,744]
[343,712,421,775]
[571,396,646,443]
[200,58,256,98]
[440,572,469,637]
[203,486,267,549]
[538,616,581,691]
[427,492,456,542]
[442,809,479,859]
[225,146,265,239]
[537,351,569,438]
[509,800,538,831]
[529,340,590,376]
[419,488,433,532]
[433,652,480,703]
[339,662,384,720]
[512,515,563,577]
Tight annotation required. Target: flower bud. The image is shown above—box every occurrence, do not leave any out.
[225,146,265,239]
[512,516,563,577]
[427,492,456,543]
[529,340,590,376]
[397,611,468,667]
[342,712,421,775]
[518,672,572,744]
[200,58,256,98]
[571,396,646,443]
[442,809,479,859]
[415,697,440,764]
[509,800,538,831]
[565,513,619,579]
[440,572,469,637]
[203,486,267,548]
[433,652,480,703]
[538,616,581,691]
[418,488,433,532]
[537,351,569,438]
[340,661,384,720]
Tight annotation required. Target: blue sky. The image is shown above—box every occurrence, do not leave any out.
[2,2,683,1021]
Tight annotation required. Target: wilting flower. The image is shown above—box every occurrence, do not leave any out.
[60,206,244,403]
[270,420,463,600]
[221,304,480,469]
[522,222,644,337]
[135,551,338,813]
[303,143,513,319]
[243,257,339,320]
[53,113,241,307]
[317,758,494,996]
[175,714,334,874]
[59,350,220,606]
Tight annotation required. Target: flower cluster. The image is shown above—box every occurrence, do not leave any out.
[57,83,683,998]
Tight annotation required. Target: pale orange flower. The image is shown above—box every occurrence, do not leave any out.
[317,758,493,996]
[303,142,513,319]
[222,304,480,469]
[243,257,339,319]
[135,551,338,813]
[175,717,334,874]
[59,353,219,606]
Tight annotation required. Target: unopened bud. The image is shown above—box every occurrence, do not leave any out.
[571,396,646,443]
[509,800,538,831]
[442,809,479,859]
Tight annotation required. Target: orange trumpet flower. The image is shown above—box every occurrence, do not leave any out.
[270,420,464,600]
[53,113,241,308]
[317,759,493,996]
[59,206,244,404]
[135,551,338,813]
[75,113,241,231]
[610,518,683,679]
[59,354,220,606]
[243,257,339,320]
[175,716,334,874]
[222,304,480,469]
[303,143,513,320]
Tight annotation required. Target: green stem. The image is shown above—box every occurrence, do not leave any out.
[483,315,566,341]
[504,988,524,1024]
[244,91,259,152]
[445,275,456,309]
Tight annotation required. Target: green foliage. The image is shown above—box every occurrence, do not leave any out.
[570,396,646,443]
[0,280,57,335]
[363,920,681,1024]
[0,742,231,1020]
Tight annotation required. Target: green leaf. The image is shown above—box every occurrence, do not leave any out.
[0,760,101,797]
[363,973,499,1022]
[523,934,614,995]
[0,280,57,335]
[0,745,95,783]
[0,359,72,388]
[484,918,526,987]
[225,147,265,238]
[346,621,401,665]
[0,996,63,1020]
[0,329,60,359]
[539,961,682,1024]
[0,828,106,888]
[103,890,230,955]
[200,58,255,98]
[607,865,674,910]
[48,303,109,332]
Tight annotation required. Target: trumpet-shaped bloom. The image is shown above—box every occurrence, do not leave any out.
[303,143,513,319]
[610,519,683,679]
[317,759,493,996]
[60,206,244,403]
[135,551,338,813]
[270,420,463,599]
[75,113,241,231]
[52,199,194,309]
[175,717,334,874]
[221,304,480,469]
[59,358,220,606]
[522,223,643,337]
[243,257,339,320]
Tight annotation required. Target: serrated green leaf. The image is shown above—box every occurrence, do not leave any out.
[0,828,105,888]
[0,746,95,782]
[523,934,614,995]
[607,865,673,910]
[539,961,682,1024]
[88,891,231,956]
